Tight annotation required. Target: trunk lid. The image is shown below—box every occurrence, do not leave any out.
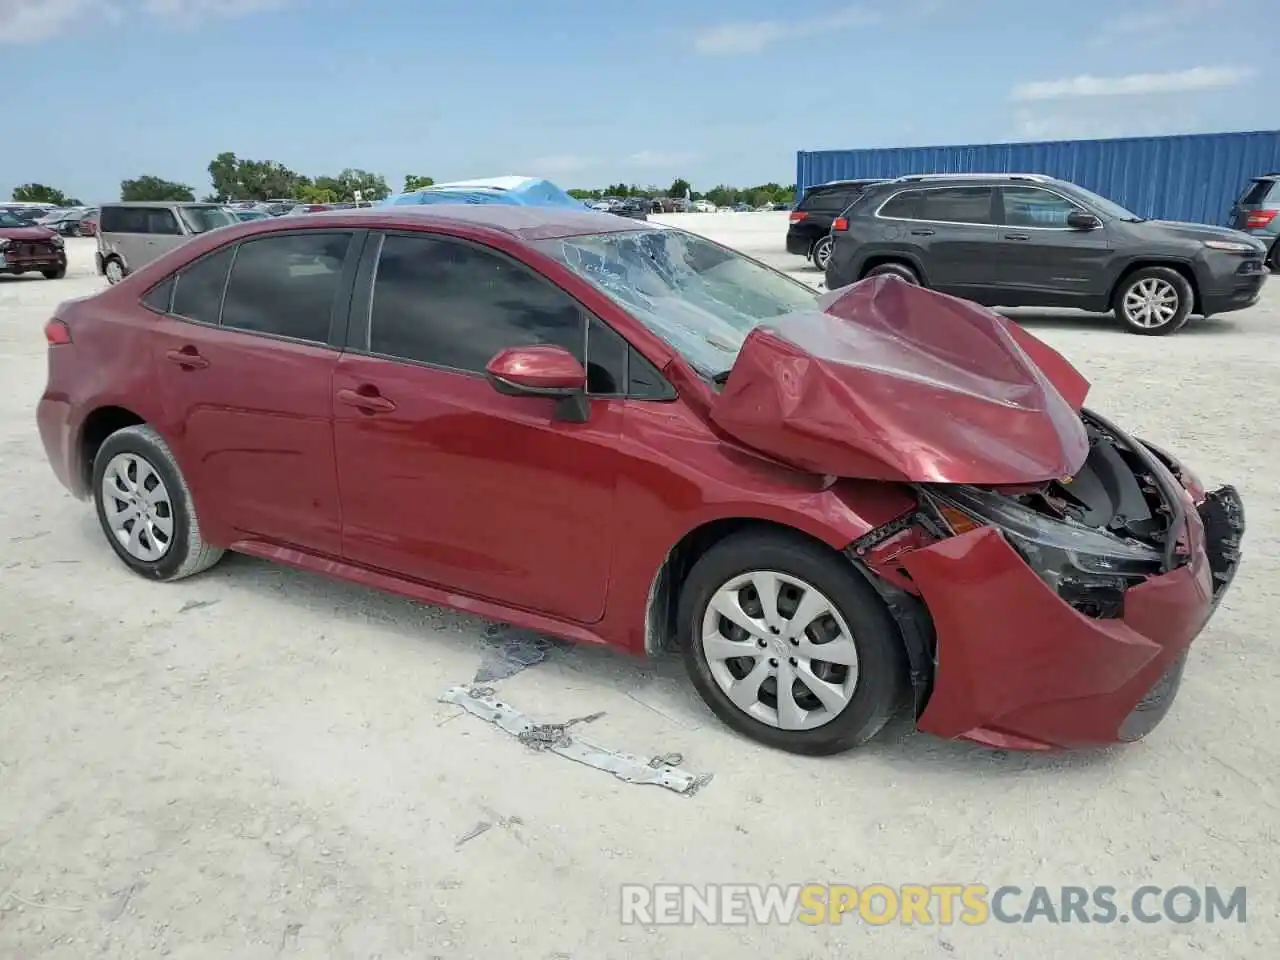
[709,275,1091,484]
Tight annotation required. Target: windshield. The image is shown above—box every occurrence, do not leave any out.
[178,205,238,234]
[534,227,820,375]
[1069,185,1143,221]
[0,211,28,227]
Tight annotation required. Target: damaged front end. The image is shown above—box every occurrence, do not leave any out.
[847,409,1245,750]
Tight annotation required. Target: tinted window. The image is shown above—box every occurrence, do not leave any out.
[878,190,923,219]
[178,205,238,234]
[799,188,855,213]
[1000,187,1081,228]
[1240,179,1279,205]
[221,232,352,343]
[628,348,674,399]
[918,187,994,224]
[585,318,628,395]
[99,206,153,234]
[369,234,584,373]
[171,248,234,325]
[142,277,174,313]
[145,208,182,235]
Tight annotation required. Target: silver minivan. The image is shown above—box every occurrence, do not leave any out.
[96,202,239,284]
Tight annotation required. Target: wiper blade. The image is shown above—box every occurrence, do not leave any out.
[712,369,733,385]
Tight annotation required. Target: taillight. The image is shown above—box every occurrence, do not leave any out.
[44,318,72,345]
[832,217,849,231]
[1246,208,1278,229]
[789,211,807,222]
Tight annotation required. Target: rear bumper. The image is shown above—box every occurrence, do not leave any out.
[36,394,82,498]
[898,450,1243,751]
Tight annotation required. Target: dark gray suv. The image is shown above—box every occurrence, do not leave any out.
[825,173,1270,335]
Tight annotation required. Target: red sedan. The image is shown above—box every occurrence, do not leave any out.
[34,205,1244,754]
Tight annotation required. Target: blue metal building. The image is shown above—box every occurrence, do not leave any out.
[796,130,1280,226]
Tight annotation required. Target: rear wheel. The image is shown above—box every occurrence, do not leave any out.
[810,235,834,271]
[863,261,920,285]
[104,258,125,284]
[1113,266,1193,335]
[92,424,225,581]
[678,530,908,755]
[42,266,66,280]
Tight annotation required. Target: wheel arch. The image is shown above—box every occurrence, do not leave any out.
[857,254,928,285]
[76,405,148,497]
[643,516,862,658]
[1109,259,1201,315]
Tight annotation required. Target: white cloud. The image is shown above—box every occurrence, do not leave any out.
[529,155,597,175]
[692,6,877,55]
[1010,66,1255,102]
[0,0,290,43]
[627,150,699,168]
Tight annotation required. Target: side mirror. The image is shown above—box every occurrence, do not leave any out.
[1066,211,1102,231]
[485,345,590,423]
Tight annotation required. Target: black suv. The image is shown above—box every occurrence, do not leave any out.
[825,173,1270,335]
[786,179,886,271]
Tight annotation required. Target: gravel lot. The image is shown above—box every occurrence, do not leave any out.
[1,214,1276,959]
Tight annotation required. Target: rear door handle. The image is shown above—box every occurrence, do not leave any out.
[336,387,396,413]
[165,347,208,369]
[1004,233,1030,241]
[909,229,935,236]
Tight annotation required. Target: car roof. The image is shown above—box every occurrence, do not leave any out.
[808,179,886,191]
[102,201,225,208]
[250,203,657,241]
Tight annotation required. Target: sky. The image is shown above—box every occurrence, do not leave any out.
[0,0,1275,202]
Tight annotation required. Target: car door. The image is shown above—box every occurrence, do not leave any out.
[901,186,1003,301]
[992,186,1114,307]
[331,231,625,624]
[100,206,152,272]
[141,206,191,265]
[146,229,362,555]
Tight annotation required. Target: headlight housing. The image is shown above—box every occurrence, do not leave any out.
[1203,239,1260,254]
[931,485,1164,618]
[0,238,9,250]
[50,234,64,247]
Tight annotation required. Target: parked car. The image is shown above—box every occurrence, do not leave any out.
[2,204,48,226]
[611,198,650,220]
[230,207,271,222]
[786,179,888,271]
[824,173,1269,336]
[96,202,239,284]
[36,205,1244,755]
[1228,171,1280,270]
[79,209,99,236]
[0,208,67,279]
[41,207,94,236]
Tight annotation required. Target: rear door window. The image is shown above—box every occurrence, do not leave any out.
[918,187,995,224]
[221,232,353,344]
[170,248,234,325]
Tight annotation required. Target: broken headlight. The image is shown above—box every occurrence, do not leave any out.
[932,485,1164,618]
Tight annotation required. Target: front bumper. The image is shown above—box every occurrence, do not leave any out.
[1197,255,1268,315]
[1,244,66,274]
[897,459,1243,751]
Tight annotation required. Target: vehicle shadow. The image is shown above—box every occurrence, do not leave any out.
[193,545,1120,777]
[1001,309,1245,336]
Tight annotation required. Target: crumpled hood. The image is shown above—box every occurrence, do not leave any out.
[709,275,1092,484]
[0,225,57,241]
[1145,220,1266,249]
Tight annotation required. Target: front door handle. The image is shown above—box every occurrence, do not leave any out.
[165,347,208,369]
[1004,233,1030,241]
[336,387,396,413]
[909,229,935,236]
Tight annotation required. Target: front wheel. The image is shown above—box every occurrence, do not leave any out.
[1113,267,1193,335]
[678,530,908,755]
[810,235,834,271]
[42,266,67,280]
[863,261,921,285]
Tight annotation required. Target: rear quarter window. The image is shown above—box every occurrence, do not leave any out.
[799,189,855,213]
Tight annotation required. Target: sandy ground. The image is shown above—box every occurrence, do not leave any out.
[0,214,1276,959]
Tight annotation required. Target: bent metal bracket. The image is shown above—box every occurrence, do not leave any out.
[439,685,713,797]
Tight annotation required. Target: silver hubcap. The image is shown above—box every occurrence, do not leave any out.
[700,571,859,731]
[101,453,174,562]
[106,261,123,283]
[814,239,831,268]
[1122,277,1179,328]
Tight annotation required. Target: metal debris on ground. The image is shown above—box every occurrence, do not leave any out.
[473,625,563,682]
[439,685,713,796]
[455,821,492,847]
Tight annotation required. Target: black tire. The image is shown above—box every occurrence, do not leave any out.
[1269,240,1280,273]
[104,257,126,285]
[863,261,921,285]
[677,530,908,755]
[92,424,225,582]
[810,235,834,271]
[42,266,67,280]
[1112,266,1193,336]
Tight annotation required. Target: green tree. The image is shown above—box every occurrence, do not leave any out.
[313,168,391,202]
[295,184,338,204]
[207,152,310,201]
[120,176,196,202]
[403,174,435,192]
[668,178,691,198]
[13,183,81,206]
